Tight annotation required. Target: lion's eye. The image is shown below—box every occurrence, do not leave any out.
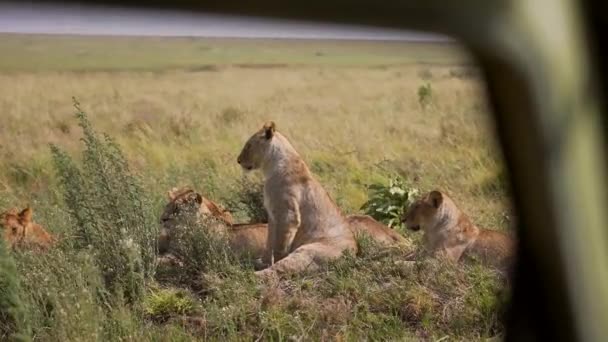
[12,226,18,234]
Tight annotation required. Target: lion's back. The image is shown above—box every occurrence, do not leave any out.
[346,215,410,247]
[467,228,516,270]
[229,223,268,258]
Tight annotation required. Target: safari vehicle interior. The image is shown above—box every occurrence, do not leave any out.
[14,0,608,341]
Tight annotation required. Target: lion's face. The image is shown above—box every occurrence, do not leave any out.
[402,191,444,231]
[1,207,53,250]
[1,208,26,248]
[160,188,204,232]
[237,121,276,171]
[159,188,234,254]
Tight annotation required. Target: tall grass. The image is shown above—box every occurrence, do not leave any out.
[0,238,30,341]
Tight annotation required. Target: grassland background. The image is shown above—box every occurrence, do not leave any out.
[0,33,512,341]
[0,34,508,225]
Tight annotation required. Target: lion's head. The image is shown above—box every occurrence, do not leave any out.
[159,188,234,253]
[237,121,276,171]
[1,207,25,248]
[402,190,445,232]
[160,187,234,229]
[1,206,54,250]
[158,187,234,254]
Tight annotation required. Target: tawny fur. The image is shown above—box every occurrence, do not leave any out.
[1,206,55,251]
[403,190,515,272]
[346,215,411,247]
[159,190,410,261]
[222,223,268,258]
[159,187,273,259]
[237,121,356,277]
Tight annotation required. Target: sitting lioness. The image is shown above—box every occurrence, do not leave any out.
[158,188,410,261]
[1,206,54,250]
[402,190,515,271]
[238,121,357,278]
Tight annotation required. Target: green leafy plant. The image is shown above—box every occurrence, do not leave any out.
[417,83,433,109]
[360,177,419,230]
[50,98,157,304]
[144,287,201,322]
[223,176,267,224]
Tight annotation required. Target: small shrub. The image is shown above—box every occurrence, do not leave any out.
[50,98,157,303]
[360,176,419,230]
[223,176,267,223]
[417,83,433,109]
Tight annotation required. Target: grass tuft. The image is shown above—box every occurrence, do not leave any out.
[144,287,201,322]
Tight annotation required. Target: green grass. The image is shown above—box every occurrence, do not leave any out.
[0,34,511,341]
[0,34,469,72]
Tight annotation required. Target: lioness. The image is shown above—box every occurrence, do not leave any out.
[237,121,357,278]
[158,187,266,257]
[402,190,515,271]
[158,188,410,260]
[1,206,54,250]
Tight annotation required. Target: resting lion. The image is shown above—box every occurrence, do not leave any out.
[158,187,262,255]
[237,121,357,278]
[402,190,515,271]
[158,188,410,261]
[1,206,54,250]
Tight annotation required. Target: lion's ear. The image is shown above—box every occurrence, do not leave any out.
[168,187,179,200]
[428,191,443,209]
[19,206,33,224]
[263,121,276,140]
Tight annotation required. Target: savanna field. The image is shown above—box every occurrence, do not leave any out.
[0,34,513,341]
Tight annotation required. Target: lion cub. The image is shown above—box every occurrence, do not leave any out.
[237,121,357,278]
[1,206,54,250]
[402,190,515,271]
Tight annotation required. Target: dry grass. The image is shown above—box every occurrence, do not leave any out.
[0,62,508,226]
[0,34,512,341]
